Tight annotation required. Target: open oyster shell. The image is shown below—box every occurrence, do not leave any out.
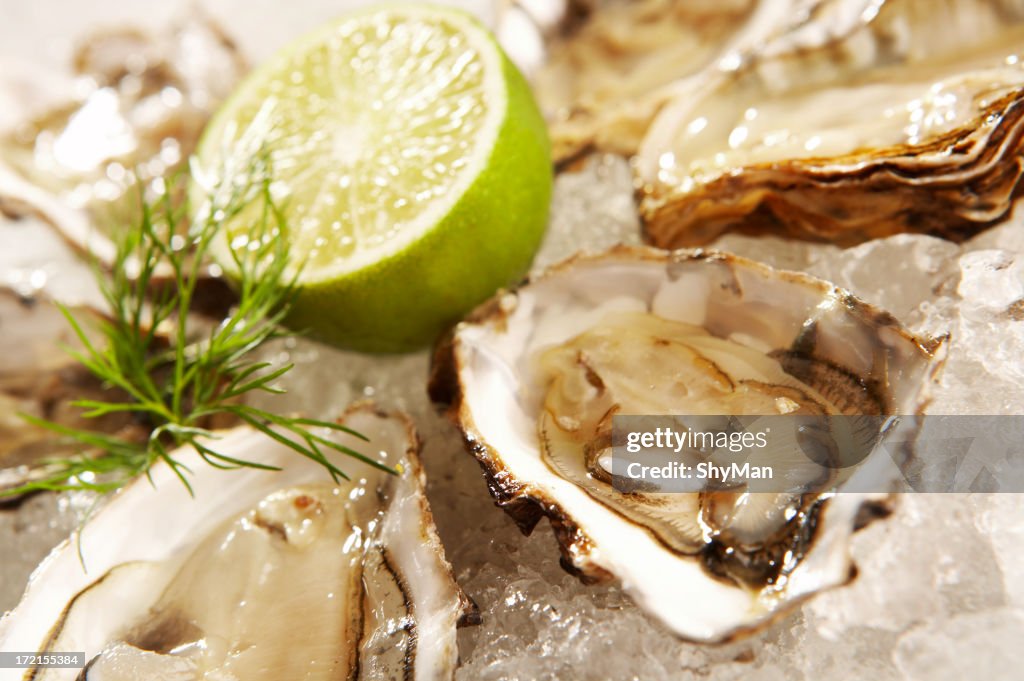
[494,0,797,164]
[637,0,1024,246]
[0,405,474,680]
[430,246,943,642]
[0,13,245,275]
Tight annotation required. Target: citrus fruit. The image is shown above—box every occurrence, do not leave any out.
[195,4,552,352]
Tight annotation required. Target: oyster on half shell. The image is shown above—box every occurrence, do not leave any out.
[638,0,1024,246]
[0,13,245,276]
[494,0,802,164]
[0,405,474,680]
[431,246,943,642]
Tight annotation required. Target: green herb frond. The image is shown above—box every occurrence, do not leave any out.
[3,155,395,498]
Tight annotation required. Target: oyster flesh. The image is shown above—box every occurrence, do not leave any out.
[0,13,245,272]
[0,405,473,680]
[495,0,797,163]
[638,0,1024,246]
[431,246,943,641]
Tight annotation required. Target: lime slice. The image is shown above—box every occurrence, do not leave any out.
[195,4,552,352]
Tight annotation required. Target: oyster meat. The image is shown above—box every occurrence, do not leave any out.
[638,0,1024,246]
[431,246,942,641]
[0,405,473,680]
[495,0,803,163]
[0,13,245,272]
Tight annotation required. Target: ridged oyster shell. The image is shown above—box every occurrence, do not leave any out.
[638,0,1024,246]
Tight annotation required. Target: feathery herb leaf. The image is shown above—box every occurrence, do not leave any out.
[2,155,394,498]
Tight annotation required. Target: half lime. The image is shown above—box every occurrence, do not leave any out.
[195,4,552,352]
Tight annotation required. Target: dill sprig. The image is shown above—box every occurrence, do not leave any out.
[3,157,395,498]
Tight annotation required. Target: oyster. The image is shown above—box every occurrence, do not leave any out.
[0,405,474,679]
[431,246,942,641]
[0,13,245,272]
[637,0,1024,246]
[495,0,800,163]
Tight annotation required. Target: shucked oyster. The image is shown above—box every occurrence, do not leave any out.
[0,13,245,272]
[637,0,1024,246]
[431,246,942,641]
[0,405,473,680]
[495,0,797,163]
[495,0,975,165]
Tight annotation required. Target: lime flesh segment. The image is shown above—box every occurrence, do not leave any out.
[197,5,552,352]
